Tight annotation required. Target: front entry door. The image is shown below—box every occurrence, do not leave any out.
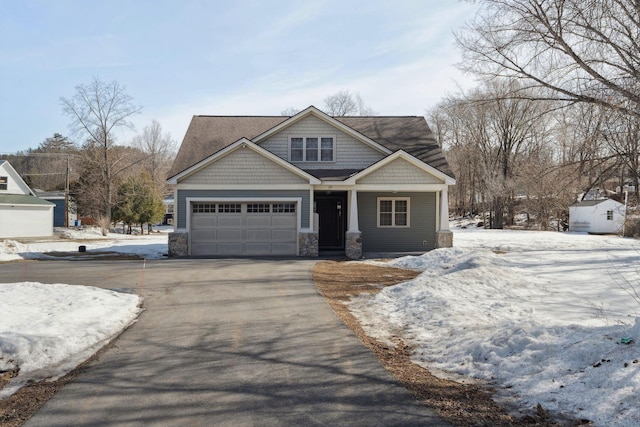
[316,193,347,250]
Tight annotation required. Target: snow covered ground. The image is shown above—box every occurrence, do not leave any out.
[354,228,640,426]
[0,226,169,262]
[0,227,164,397]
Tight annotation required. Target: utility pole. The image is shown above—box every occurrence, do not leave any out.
[65,156,70,228]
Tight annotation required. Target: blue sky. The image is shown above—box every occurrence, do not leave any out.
[0,0,479,153]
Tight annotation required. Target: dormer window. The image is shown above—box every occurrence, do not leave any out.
[290,137,334,162]
[0,176,7,190]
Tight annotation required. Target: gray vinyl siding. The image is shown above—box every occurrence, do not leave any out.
[358,192,437,252]
[358,158,444,184]
[177,190,310,229]
[180,148,308,185]
[260,115,385,170]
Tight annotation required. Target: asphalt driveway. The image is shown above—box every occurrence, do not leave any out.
[1,258,448,426]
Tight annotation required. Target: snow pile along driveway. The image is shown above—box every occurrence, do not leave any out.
[352,229,640,426]
[0,282,141,398]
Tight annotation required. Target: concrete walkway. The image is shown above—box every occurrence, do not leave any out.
[1,259,448,426]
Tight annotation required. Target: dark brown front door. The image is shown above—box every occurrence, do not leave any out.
[316,193,347,250]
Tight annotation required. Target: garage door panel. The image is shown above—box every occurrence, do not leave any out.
[192,243,217,256]
[247,216,271,227]
[218,229,243,240]
[218,216,242,227]
[218,243,243,254]
[247,229,271,240]
[190,202,297,256]
[272,216,296,228]
[272,243,297,255]
[272,229,296,241]
[246,243,271,254]
[192,215,218,228]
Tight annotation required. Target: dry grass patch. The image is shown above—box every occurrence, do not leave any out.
[313,260,568,427]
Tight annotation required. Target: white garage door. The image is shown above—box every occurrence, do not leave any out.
[190,202,297,256]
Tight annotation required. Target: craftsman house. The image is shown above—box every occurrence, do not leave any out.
[0,160,54,238]
[167,106,455,259]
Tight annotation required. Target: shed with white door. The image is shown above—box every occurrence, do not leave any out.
[569,198,625,234]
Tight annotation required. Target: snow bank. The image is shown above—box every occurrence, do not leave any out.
[0,282,141,398]
[352,229,640,426]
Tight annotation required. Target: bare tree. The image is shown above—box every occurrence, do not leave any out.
[323,90,376,116]
[457,0,640,116]
[324,90,358,116]
[61,77,142,233]
[131,120,176,195]
[281,107,300,116]
[430,81,554,228]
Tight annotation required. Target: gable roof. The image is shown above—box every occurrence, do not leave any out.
[570,199,623,207]
[0,159,36,196]
[0,194,54,206]
[168,110,454,179]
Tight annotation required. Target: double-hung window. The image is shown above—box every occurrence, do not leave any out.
[606,210,614,221]
[0,176,7,190]
[290,137,334,162]
[377,197,410,227]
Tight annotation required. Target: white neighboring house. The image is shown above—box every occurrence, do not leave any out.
[569,199,626,234]
[0,160,54,238]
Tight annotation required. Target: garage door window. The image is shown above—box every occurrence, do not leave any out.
[192,203,216,213]
[248,203,270,213]
[273,203,296,213]
[219,203,241,213]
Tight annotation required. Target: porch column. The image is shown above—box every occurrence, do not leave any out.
[436,188,453,248]
[348,189,359,232]
[346,190,362,259]
[439,188,449,231]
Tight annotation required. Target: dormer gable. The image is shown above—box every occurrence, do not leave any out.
[254,106,391,155]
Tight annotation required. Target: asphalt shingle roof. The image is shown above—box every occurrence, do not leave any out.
[168,114,453,179]
[0,194,55,206]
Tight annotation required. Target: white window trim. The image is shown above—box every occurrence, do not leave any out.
[377,197,410,228]
[289,136,335,163]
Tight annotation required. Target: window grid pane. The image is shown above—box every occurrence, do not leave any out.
[306,137,319,161]
[273,203,295,213]
[378,198,409,227]
[320,138,333,161]
[220,203,241,213]
[380,213,393,226]
[247,203,270,213]
[192,203,216,213]
[291,138,303,161]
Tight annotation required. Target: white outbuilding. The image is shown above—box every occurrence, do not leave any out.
[569,198,626,234]
[0,160,54,238]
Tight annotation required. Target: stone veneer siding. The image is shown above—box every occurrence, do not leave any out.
[298,231,319,256]
[345,231,362,259]
[168,232,188,257]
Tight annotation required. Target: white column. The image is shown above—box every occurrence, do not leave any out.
[439,188,449,231]
[348,190,359,232]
